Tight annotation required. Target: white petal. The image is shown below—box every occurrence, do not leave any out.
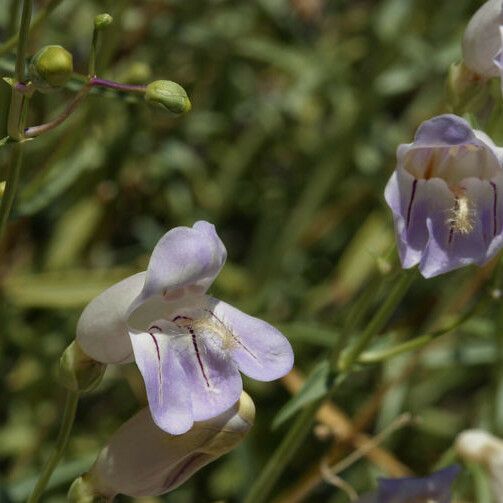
[86,393,254,498]
[77,272,145,364]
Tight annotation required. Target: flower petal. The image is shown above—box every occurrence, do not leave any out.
[377,465,460,503]
[130,320,243,433]
[130,326,193,435]
[87,393,254,498]
[208,298,294,381]
[413,114,476,147]
[132,221,226,311]
[385,172,455,273]
[463,0,503,79]
[419,178,496,277]
[174,325,243,422]
[77,272,145,364]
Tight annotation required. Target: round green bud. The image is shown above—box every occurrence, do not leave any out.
[59,341,106,393]
[94,13,113,30]
[29,45,73,92]
[145,80,191,114]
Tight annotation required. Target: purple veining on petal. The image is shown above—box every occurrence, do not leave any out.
[190,329,211,389]
[162,454,207,492]
[172,315,212,389]
[491,181,498,236]
[406,179,417,229]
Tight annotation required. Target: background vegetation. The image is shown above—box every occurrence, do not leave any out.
[0,0,499,501]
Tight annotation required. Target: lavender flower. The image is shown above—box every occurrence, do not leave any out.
[76,221,293,434]
[463,0,503,89]
[384,114,503,278]
[68,392,254,500]
[357,465,461,503]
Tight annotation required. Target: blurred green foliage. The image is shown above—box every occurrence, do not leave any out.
[0,0,501,501]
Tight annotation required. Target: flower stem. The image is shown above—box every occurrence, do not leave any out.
[90,77,147,94]
[24,81,92,138]
[336,270,415,371]
[245,269,415,503]
[0,0,65,57]
[14,0,32,82]
[23,77,146,138]
[243,400,320,503]
[0,142,23,241]
[27,390,79,503]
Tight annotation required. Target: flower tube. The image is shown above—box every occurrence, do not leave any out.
[68,392,254,500]
[385,114,503,277]
[462,0,503,88]
[77,221,293,434]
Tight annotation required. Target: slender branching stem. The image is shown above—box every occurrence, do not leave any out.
[24,77,146,138]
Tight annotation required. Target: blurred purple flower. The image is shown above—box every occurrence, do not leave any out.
[463,0,503,89]
[357,465,461,503]
[385,114,503,278]
[76,221,294,435]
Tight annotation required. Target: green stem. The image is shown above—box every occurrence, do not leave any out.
[244,400,320,503]
[245,270,415,503]
[358,304,477,364]
[24,81,92,138]
[15,0,33,82]
[0,0,65,58]
[8,0,20,36]
[0,142,23,241]
[27,391,79,503]
[336,270,415,371]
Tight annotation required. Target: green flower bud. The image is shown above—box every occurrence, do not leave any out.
[145,80,191,114]
[29,45,73,92]
[94,13,113,30]
[59,341,106,393]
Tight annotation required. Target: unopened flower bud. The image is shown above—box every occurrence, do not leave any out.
[69,392,254,499]
[94,13,113,30]
[29,45,73,92]
[145,80,191,114]
[456,429,503,502]
[59,341,106,393]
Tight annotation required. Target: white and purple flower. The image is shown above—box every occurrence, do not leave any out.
[356,465,460,503]
[463,0,503,90]
[76,221,294,435]
[385,114,503,277]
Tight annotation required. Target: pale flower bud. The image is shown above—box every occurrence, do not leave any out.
[145,80,191,114]
[456,429,503,502]
[94,13,113,30]
[29,45,73,92]
[68,392,255,500]
[462,0,503,80]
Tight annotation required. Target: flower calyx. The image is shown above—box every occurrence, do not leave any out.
[59,341,106,394]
